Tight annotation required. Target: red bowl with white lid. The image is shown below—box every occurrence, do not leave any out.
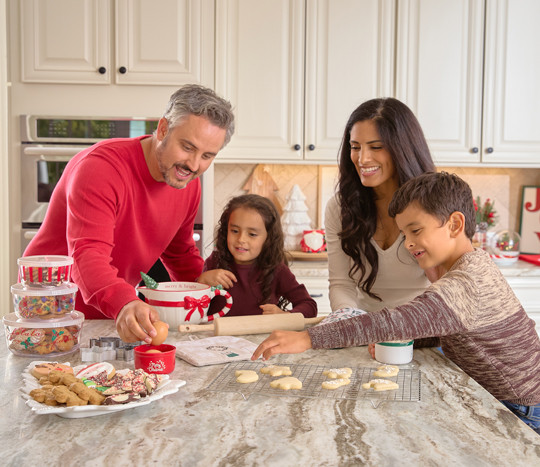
[18,255,74,287]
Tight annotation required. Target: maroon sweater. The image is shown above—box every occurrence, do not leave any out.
[204,252,317,318]
[308,249,540,405]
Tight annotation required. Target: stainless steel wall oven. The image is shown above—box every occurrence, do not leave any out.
[20,115,204,281]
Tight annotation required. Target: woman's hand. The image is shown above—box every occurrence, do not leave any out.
[260,304,287,314]
[197,269,237,289]
[251,330,312,361]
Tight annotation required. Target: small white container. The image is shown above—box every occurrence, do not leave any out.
[374,340,414,365]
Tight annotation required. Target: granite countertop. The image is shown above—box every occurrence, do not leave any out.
[1,320,539,466]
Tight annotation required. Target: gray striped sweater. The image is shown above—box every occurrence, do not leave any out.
[308,249,540,405]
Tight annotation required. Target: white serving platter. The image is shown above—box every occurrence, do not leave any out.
[20,361,186,418]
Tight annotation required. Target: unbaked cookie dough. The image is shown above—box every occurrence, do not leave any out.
[373,365,399,378]
[269,376,302,390]
[321,378,351,390]
[260,365,292,377]
[322,367,353,379]
[235,370,259,384]
[362,379,399,391]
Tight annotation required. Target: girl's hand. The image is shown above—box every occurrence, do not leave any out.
[368,343,376,359]
[197,269,237,289]
[251,330,312,361]
[260,304,287,315]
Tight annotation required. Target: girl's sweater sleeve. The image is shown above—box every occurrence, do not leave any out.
[277,265,318,318]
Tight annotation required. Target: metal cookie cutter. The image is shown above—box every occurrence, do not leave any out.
[80,337,142,362]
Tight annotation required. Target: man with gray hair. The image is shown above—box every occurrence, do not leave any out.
[24,84,235,343]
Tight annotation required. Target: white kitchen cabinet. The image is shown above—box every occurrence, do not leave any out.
[19,0,214,86]
[396,0,540,167]
[215,0,395,163]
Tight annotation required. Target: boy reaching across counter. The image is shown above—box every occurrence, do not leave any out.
[251,172,540,434]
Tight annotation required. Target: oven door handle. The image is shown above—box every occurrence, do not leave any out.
[23,146,88,159]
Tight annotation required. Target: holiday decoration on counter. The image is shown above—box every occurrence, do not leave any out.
[474,196,498,227]
[281,184,312,251]
[473,196,498,250]
[519,186,540,254]
[300,229,327,253]
[488,230,521,266]
[242,164,282,215]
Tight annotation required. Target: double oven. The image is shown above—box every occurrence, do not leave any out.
[20,115,205,282]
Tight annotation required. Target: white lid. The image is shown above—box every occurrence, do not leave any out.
[11,282,78,296]
[17,255,74,267]
[2,310,84,327]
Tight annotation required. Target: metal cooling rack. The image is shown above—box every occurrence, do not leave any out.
[207,361,421,407]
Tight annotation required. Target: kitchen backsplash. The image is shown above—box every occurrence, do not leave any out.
[212,164,540,240]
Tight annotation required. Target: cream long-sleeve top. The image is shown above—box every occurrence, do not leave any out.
[324,196,431,312]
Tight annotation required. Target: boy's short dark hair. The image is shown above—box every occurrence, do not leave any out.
[388,171,476,239]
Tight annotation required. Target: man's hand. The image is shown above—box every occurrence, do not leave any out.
[197,269,237,289]
[116,299,161,343]
[251,330,312,361]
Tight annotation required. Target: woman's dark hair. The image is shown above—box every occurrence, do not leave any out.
[337,97,435,301]
[213,194,288,307]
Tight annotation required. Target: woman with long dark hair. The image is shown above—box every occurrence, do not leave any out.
[325,97,436,317]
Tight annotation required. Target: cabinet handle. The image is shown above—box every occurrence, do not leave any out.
[308,144,315,151]
[118,66,127,74]
[486,147,494,153]
[98,67,107,74]
[471,147,479,153]
[309,294,323,298]
[293,144,301,151]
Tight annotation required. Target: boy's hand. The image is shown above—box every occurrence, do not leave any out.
[260,304,288,315]
[368,343,376,359]
[197,269,237,289]
[251,330,312,361]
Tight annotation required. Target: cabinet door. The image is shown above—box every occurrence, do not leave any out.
[304,0,395,161]
[216,0,394,163]
[115,0,214,86]
[20,0,110,84]
[482,0,540,165]
[215,0,305,161]
[396,0,484,165]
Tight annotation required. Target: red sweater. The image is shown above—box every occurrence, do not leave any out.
[203,252,317,318]
[24,137,203,320]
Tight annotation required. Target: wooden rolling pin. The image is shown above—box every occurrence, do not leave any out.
[178,314,325,336]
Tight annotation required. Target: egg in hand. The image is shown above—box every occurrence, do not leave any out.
[151,320,169,345]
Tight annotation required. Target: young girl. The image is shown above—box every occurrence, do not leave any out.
[198,194,317,318]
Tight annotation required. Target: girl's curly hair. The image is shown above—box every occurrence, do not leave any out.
[213,194,288,307]
[337,98,435,301]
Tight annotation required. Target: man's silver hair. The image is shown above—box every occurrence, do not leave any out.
[162,84,235,147]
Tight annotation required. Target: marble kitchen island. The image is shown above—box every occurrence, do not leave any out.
[1,320,538,466]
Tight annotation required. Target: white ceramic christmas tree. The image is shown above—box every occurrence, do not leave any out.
[282,184,312,251]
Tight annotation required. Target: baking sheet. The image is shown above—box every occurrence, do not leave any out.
[207,361,421,406]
